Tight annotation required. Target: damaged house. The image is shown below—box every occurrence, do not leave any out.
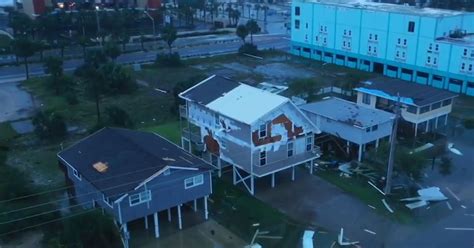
[355,77,458,136]
[58,128,212,247]
[179,75,321,195]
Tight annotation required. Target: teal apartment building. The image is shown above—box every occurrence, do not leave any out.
[291,0,474,95]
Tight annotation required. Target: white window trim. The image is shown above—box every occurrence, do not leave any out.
[184,174,204,189]
[259,124,267,138]
[287,142,294,157]
[163,168,171,176]
[103,194,114,208]
[259,150,267,166]
[129,190,152,206]
[306,136,313,151]
[72,168,82,181]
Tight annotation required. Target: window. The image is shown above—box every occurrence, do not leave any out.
[259,124,267,138]
[305,23,308,29]
[368,46,372,52]
[408,21,415,32]
[129,190,152,206]
[403,39,407,46]
[324,26,327,32]
[429,43,432,50]
[320,26,323,31]
[375,34,378,41]
[349,30,352,36]
[442,99,452,106]
[103,194,114,208]
[259,151,266,166]
[397,38,401,45]
[366,127,370,132]
[344,30,347,35]
[402,52,406,58]
[433,57,437,65]
[374,47,377,53]
[215,115,220,126]
[469,64,473,71]
[461,63,465,70]
[184,174,204,189]
[427,56,431,64]
[163,168,171,176]
[371,125,378,131]
[294,20,300,29]
[315,36,318,41]
[287,142,294,157]
[407,106,417,114]
[435,44,439,51]
[72,168,81,180]
[396,51,400,57]
[362,93,371,105]
[295,6,300,16]
[323,37,327,44]
[431,102,441,110]
[369,33,372,40]
[348,42,351,48]
[306,136,313,151]
[343,41,346,47]
[463,49,467,56]
[420,106,430,114]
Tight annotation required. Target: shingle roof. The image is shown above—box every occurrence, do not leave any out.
[58,128,209,200]
[179,75,240,105]
[300,97,395,128]
[355,77,457,107]
[179,75,290,125]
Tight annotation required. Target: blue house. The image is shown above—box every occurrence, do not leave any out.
[57,128,212,247]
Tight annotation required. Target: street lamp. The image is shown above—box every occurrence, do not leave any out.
[144,10,157,49]
[95,6,102,47]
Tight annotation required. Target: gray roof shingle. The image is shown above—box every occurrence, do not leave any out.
[58,128,209,200]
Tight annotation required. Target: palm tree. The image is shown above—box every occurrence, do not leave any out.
[43,56,63,95]
[246,19,259,45]
[161,25,178,54]
[236,24,249,43]
[246,4,252,18]
[11,38,37,80]
[255,4,261,21]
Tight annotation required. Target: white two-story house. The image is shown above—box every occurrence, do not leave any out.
[179,75,321,195]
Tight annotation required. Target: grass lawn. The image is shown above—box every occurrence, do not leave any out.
[142,121,181,144]
[316,169,414,224]
[0,122,17,142]
[210,179,311,248]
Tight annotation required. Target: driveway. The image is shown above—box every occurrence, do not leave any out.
[0,81,35,123]
[255,157,474,247]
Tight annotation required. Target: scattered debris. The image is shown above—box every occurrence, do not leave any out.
[252,223,260,227]
[243,53,263,60]
[162,157,176,162]
[337,228,359,246]
[444,227,474,231]
[461,205,467,209]
[382,199,394,213]
[410,143,434,154]
[368,181,385,195]
[368,205,376,210]
[445,187,461,201]
[364,229,376,235]
[338,163,352,176]
[446,202,453,210]
[302,230,315,248]
[154,88,168,94]
[447,143,463,156]
[400,187,448,209]
[464,214,474,217]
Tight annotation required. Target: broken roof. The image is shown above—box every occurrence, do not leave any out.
[300,97,394,128]
[355,77,457,107]
[180,75,290,125]
[58,128,209,200]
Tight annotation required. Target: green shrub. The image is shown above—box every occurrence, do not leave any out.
[463,118,474,129]
[156,52,182,67]
[32,111,67,140]
[105,106,134,128]
[238,43,259,56]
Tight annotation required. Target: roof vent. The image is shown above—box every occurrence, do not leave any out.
[93,162,108,173]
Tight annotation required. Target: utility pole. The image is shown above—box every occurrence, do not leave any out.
[95,6,102,48]
[384,94,401,195]
[144,10,157,49]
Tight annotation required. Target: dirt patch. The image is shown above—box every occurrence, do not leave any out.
[255,63,317,80]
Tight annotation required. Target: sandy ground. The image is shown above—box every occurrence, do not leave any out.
[0,82,35,123]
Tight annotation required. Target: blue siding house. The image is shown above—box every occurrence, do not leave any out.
[57,128,212,247]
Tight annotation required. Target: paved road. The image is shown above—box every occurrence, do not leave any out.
[0,34,289,84]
